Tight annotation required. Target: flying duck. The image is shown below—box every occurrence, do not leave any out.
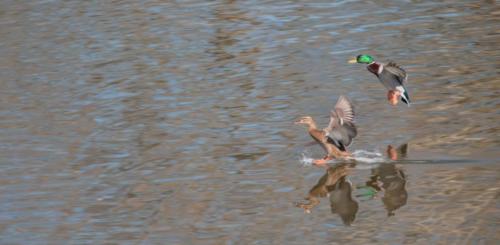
[349,54,411,106]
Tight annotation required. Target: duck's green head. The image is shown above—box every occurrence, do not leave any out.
[348,54,374,64]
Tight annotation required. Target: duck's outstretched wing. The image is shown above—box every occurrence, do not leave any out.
[326,123,357,150]
[383,62,407,84]
[325,96,357,150]
[326,95,354,129]
[334,95,355,124]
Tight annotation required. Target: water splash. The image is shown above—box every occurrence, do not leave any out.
[299,152,338,166]
[351,150,385,164]
[299,152,315,166]
[299,149,385,167]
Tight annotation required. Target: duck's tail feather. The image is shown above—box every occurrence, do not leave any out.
[401,90,410,106]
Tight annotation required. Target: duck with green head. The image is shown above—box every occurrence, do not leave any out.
[348,54,411,106]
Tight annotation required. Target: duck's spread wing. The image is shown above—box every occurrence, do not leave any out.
[386,62,407,78]
[327,123,357,149]
[334,95,355,124]
[341,122,357,140]
[325,96,357,150]
[379,62,407,88]
[326,131,346,151]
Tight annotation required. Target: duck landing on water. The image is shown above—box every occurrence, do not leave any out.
[295,96,357,165]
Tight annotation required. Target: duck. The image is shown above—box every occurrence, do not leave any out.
[295,95,357,165]
[348,54,411,106]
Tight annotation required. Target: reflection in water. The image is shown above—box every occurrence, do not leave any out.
[365,144,408,216]
[365,163,408,217]
[1,0,499,243]
[381,164,407,217]
[296,144,409,225]
[295,163,358,225]
[329,176,358,226]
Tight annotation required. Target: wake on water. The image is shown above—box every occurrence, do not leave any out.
[300,149,386,168]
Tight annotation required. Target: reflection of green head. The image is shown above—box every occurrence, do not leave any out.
[356,54,374,64]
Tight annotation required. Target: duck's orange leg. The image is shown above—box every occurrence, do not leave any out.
[313,151,352,164]
[313,155,333,165]
[387,90,401,106]
[387,145,398,160]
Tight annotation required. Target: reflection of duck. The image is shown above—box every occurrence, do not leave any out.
[328,176,358,226]
[295,163,358,225]
[349,54,411,106]
[378,164,407,216]
[295,96,357,165]
[366,144,408,216]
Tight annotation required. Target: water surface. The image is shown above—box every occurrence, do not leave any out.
[0,0,499,244]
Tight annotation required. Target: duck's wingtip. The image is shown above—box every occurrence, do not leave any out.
[400,94,411,106]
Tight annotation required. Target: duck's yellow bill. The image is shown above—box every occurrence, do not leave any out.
[348,58,357,64]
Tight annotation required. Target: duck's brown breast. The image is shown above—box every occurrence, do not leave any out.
[367,63,381,76]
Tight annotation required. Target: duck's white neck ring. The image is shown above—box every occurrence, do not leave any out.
[377,63,383,74]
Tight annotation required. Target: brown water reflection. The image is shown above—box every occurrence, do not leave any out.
[296,145,408,225]
[295,163,358,225]
[0,0,499,244]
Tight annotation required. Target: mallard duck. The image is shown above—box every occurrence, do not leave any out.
[295,95,357,165]
[348,54,411,106]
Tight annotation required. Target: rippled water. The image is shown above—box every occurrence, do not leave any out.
[0,0,499,244]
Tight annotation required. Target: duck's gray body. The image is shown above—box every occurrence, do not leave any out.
[367,62,411,105]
